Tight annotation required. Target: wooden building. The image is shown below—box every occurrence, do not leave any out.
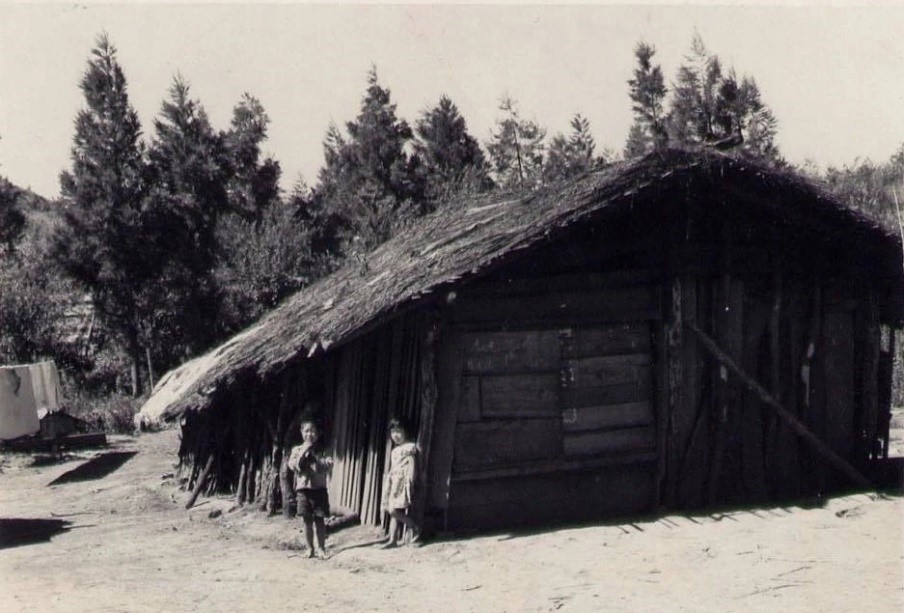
[138,149,903,530]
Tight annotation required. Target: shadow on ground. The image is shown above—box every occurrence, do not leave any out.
[47,451,138,486]
[0,518,71,549]
[428,489,902,545]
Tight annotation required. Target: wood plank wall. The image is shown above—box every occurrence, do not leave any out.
[436,276,661,528]
[327,313,425,525]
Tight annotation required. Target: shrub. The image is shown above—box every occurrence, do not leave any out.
[64,390,144,435]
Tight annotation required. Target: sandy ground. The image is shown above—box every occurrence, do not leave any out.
[1,422,903,613]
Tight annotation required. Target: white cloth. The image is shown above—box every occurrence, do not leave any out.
[0,366,39,439]
[0,361,64,439]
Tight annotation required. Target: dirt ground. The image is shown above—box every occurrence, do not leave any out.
[1,421,902,613]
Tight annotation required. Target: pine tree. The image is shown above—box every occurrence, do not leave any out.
[543,114,599,183]
[224,93,281,223]
[737,77,780,160]
[144,76,228,357]
[486,96,546,190]
[626,42,668,156]
[414,95,491,200]
[56,33,149,396]
[665,33,781,162]
[668,32,721,145]
[315,67,420,251]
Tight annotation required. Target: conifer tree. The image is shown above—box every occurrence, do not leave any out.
[224,94,281,223]
[665,32,781,163]
[486,96,546,190]
[144,76,228,357]
[625,42,667,156]
[543,114,599,183]
[315,67,420,251]
[56,33,149,396]
[414,95,491,200]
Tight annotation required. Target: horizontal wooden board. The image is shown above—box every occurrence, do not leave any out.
[457,375,481,423]
[450,286,659,324]
[453,419,561,472]
[461,329,563,372]
[447,464,655,529]
[562,323,651,358]
[480,373,560,417]
[563,426,654,458]
[460,270,660,299]
[561,401,653,432]
[566,353,651,386]
[562,380,652,407]
[451,451,657,482]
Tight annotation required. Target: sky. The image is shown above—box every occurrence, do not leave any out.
[1,2,903,200]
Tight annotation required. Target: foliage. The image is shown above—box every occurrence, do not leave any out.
[315,67,422,253]
[543,114,603,183]
[821,143,904,233]
[215,194,327,333]
[224,93,282,223]
[486,96,546,190]
[414,95,492,201]
[0,176,25,253]
[659,33,780,163]
[625,42,667,157]
[64,388,142,434]
[55,33,151,395]
[144,76,229,359]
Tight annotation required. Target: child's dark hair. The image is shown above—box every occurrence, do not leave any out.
[299,411,322,431]
[388,416,413,436]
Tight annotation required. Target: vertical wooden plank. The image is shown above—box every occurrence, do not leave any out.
[654,316,668,510]
[707,229,733,506]
[414,311,439,532]
[858,290,881,463]
[804,282,827,494]
[429,326,464,526]
[878,330,896,459]
[739,299,770,502]
[823,310,855,468]
[664,277,682,508]
[718,280,745,503]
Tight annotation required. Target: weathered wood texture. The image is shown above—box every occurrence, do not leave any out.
[447,464,655,529]
[328,312,427,525]
[687,321,872,489]
[444,278,660,523]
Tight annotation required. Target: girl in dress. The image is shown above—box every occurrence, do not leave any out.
[379,417,421,548]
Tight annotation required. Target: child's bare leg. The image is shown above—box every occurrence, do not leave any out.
[379,513,400,548]
[394,509,421,543]
[313,516,327,556]
[302,517,316,557]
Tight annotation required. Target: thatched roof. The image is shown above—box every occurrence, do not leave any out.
[137,149,901,424]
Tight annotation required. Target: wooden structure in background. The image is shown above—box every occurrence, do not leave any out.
[139,150,903,531]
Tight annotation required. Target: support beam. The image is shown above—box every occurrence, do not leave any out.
[685,321,872,489]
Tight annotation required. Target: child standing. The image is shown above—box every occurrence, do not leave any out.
[287,418,333,559]
[379,417,421,548]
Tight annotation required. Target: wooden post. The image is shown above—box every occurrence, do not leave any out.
[413,311,439,534]
[686,321,872,489]
[878,330,896,459]
[740,301,770,501]
[654,316,668,510]
[186,454,215,509]
[706,223,733,505]
[764,263,783,489]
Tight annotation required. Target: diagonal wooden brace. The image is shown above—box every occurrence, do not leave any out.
[685,320,872,490]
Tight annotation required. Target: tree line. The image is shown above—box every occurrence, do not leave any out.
[0,31,900,403]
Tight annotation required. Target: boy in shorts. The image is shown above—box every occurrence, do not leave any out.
[287,418,332,559]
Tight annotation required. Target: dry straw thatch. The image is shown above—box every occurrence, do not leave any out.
[138,148,901,425]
